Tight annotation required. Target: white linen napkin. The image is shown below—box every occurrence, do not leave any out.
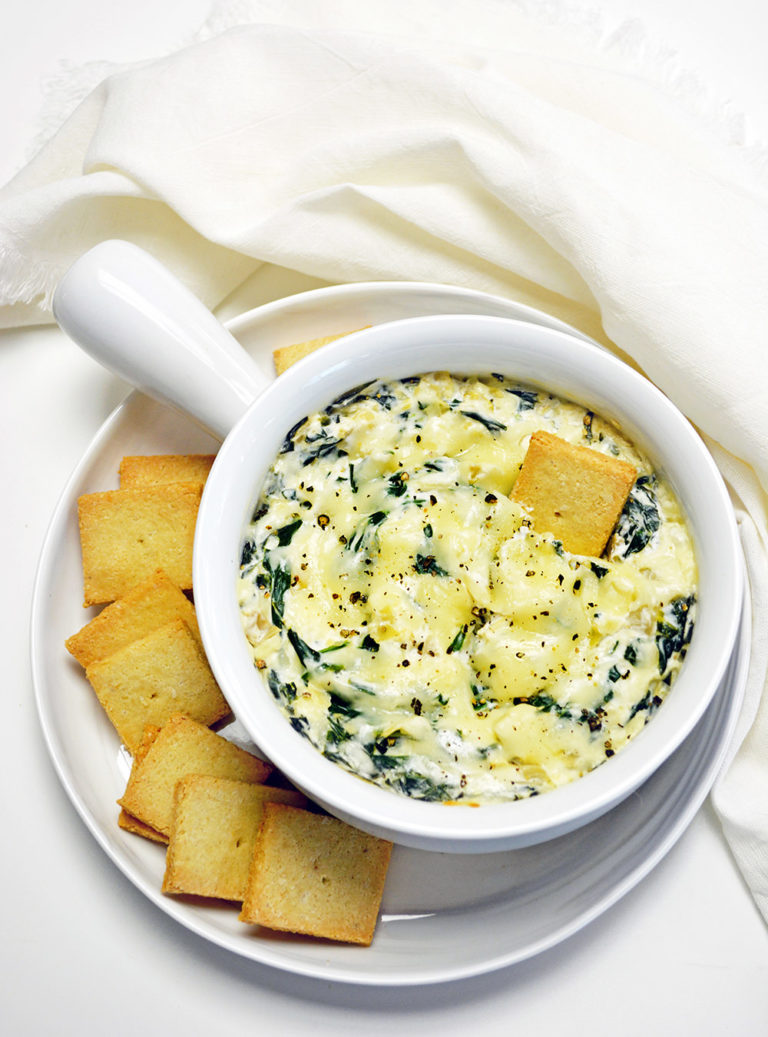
[2,0,766,920]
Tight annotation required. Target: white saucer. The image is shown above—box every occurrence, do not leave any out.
[30,282,749,985]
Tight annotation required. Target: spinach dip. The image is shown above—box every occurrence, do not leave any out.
[238,373,697,804]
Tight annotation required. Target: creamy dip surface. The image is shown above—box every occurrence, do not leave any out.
[238,373,697,804]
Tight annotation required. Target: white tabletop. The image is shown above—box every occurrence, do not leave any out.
[3,2,767,1034]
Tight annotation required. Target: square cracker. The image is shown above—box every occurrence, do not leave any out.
[117,811,168,844]
[85,618,230,753]
[273,328,369,376]
[162,776,308,900]
[118,714,272,836]
[117,724,167,843]
[119,454,215,488]
[240,803,392,946]
[77,482,202,606]
[66,569,200,668]
[510,430,636,557]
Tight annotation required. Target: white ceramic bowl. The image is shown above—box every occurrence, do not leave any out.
[53,241,744,854]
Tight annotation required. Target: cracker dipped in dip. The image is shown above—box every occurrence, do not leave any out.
[238,372,697,804]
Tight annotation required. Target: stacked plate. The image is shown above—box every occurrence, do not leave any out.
[31,282,749,985]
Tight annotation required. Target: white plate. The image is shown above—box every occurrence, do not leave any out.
[31,281,749,986]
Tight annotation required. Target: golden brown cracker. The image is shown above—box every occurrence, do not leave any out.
[116,724,167,842]
[85,618,230,753]
[240,803,392,946]
[118,810,169,844]
[162,776,308,900]
[118,714,272,836]
[511,430,636,557]
[119,454,215,488]
[273,328,370,376]
[77,483,202,606]
[66,569,201,668]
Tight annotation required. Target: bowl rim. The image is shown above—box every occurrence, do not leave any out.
[193,313,743,851]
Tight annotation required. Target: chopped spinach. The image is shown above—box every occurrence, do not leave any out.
[655,594,695,675]
[363,745,455,800]
[267,669,297,706]
[368,387,398,409]
[325,716,352,747]
[613,475,661,557]
[459,410,507,435]
[280,416,308,454]
[506,388,538,411]
[329,692,361,718]
[340,384,397,410]
[413,553,449,577]
[325,693,361,747]
[275,517,302,546]
[471,683,497,713]
[320,641,349,653]
[301,435,347,466]
[447,625,467,654]
[347,509,388,552]
[514,691,573,721]
[262,555,291,628]
[387,471,408,496]
[287,629,321,667]
[289,715,309,735]
[627,689,662,722]
[392,772,453,801]
[364,749,407,772]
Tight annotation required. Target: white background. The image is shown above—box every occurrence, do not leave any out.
[2,2,767,1034]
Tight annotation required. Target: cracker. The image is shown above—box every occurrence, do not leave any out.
[118,714,272,836]
[273,328,369,376]
[510,430,637,557]
[117,725,168,843]
[240,803,392,946]
[118,810,169,844]
[162,776,308,900]
[85,618,230,753]
[77,482,202,606]
[119,454,215,488]
[66,569,200,668]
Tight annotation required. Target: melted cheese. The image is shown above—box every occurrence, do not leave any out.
[238,373,697,804]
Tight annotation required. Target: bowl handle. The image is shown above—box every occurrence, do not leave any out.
[52,239,267,440]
